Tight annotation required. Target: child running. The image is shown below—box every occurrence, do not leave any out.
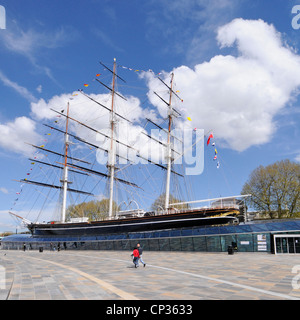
[132,247,140,268]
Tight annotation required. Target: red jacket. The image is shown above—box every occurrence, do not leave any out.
[133,249,140,258]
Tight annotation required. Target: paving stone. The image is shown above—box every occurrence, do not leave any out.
[0,250,299,300]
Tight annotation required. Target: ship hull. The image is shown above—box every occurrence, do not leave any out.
[28,208,239,237]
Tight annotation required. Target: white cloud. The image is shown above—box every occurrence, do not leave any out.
[145,0,239,62]
[36,85,42,93]
[144,18,300,152]
[2,18,300,158]
[217,19,300,94]
[28,89,172,169]
[0,70,37,102]
[0,87,150,158]
[0,22,73,57]
[30,91,143,124]
[92,28,124,52]
[30,91,156,158]
[0,22,77,81]
[0,117,40,156]
[0,187,8,194]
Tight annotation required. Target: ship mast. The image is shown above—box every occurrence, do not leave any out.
[77,62,182,216]
[147,73,182,212]
[108,58,117,219]
[60,103,70,222]
[16,61,184,225]
[164,73,174,212]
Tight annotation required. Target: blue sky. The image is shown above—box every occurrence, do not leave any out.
[0,0,300,232]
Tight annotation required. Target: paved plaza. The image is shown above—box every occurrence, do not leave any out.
[0,250,299,300]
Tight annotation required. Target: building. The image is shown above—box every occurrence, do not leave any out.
[2,219,300,254]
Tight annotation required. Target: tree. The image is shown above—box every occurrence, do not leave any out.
[241,159,300,219]
[66,199,119,221]
[151,193,190,211]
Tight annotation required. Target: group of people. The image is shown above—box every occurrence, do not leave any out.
[50,242,67,251]
[132,243,146,268]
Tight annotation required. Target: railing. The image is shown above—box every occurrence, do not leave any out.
[117,209,146,218]
[169,194,251,211]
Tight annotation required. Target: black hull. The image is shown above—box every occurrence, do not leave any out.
[29,208,239,238]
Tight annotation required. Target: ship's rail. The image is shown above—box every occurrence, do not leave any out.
[168,204,240,213]
[117,209,146,218]
[169,194,251,211]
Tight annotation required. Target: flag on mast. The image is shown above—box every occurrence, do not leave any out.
[207,133,214,146]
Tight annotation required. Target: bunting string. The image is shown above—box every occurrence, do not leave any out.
[118,64,162,76]
[78,64,164,90]
[206,132,220,169]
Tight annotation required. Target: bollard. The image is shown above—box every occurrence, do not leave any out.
[227,245,234,255]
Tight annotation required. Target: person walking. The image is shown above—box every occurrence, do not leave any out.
[137,243,146,267]
[132,247,140,268]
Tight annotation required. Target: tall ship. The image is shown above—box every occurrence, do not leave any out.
[9,59,249,238]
